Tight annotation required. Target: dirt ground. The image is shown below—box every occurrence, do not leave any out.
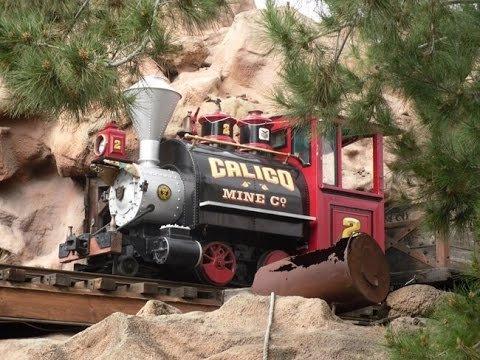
[0,293,387,360]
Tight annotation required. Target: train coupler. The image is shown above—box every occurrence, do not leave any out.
[59,231,122,263]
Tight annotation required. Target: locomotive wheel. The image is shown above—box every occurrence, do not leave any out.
[257,250,290,269]
[199,242,237,286]
[114,255,139,277]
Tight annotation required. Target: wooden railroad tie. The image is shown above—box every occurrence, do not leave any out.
[0,268,26,282]
[129,282,158,295]
[43,273,72,287]
[88,277,117,291]
[170,286,198,300]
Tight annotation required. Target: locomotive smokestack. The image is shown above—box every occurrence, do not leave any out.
[124,76,182,166]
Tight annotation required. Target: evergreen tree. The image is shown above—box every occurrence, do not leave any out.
[0,0,230,117]
[262,1,480,358]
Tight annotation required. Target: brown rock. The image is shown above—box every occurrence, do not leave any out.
[136,300,182,317]
[171,36,210,71]
[48,109,130,178]
[210,10,278,104]
[230,0,256,15]
[0,116,53,182]
[2,293,387,359]
[387,284,447,317]
[0,127,19,181]
[0,173,84,268]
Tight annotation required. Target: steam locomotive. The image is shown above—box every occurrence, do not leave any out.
[59,76,388,293]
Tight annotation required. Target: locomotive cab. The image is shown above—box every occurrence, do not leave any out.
[270,119,385,253]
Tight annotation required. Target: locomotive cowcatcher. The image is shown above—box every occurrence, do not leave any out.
[59,76,389,306]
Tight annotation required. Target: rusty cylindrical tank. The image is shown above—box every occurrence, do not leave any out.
[251,234,390,311]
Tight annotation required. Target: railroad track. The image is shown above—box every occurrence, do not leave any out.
[0,264,224,326]
[0,264,394,329]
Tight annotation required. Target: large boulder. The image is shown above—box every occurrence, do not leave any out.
[0,172,84,268]
[0,293,387,360]
[0,116,53,182]
[0,127,19,182]
[209,9,278,104]
[387,285,448,317]
[231,0,256,15]
[171,35,210,72]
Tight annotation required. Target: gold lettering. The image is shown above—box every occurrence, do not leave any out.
[222,188,237,200]
[243,192,255,203]
[113,139,122,150]
[262,167,279,184]
[211,158,296,192]
[253,165,264,180]
[255,194,266,204]
[209,158,226,178]
[270,196,280,207]
[225,160,243,177]
[240,163,255,179]
[277,169,295,192]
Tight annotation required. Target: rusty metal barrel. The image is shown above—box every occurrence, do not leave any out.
[251,234,390,311]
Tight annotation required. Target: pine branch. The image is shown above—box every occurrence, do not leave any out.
[35,42,63,50]
[333,26,353,65]
[107,0,162,68]
[74,0,90,22]
[443,0,480,4]
[107,35,152,67]
[67,0,90,34]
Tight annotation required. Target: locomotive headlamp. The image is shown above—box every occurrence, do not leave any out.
[94,134,107,156]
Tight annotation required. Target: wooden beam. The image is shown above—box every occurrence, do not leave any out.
[436,231,450,267]
[0,281,221,325]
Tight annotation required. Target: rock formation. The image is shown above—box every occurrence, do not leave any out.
[0,293,388,360]
[386,284,448,317]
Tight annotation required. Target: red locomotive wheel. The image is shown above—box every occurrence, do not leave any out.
[200,242,237,286]
[257,250,290,268]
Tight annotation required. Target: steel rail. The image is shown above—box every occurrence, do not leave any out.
[0,263,221,291]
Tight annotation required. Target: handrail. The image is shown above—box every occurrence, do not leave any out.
[183,134,297,161]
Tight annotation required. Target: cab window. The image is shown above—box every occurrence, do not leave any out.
[271,129,287,149]
[292,126,311,166]
[322,133,336,185]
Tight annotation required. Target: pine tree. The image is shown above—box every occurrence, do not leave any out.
[0,0,231,117]
[262,1,480,358]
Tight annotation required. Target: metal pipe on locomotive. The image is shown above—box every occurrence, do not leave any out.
[59,76,389,309]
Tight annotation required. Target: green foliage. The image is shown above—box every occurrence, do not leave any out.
[387,270,480,359]
[0,0,231,117]
[262,0,480,233]
[263,3,480,359]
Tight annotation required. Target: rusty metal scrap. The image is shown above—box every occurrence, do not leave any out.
[251,234,390,311]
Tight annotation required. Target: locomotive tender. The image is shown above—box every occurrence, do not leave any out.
[59,76,387,292]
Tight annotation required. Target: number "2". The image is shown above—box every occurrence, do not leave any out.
[222,123,230,135]
[113,139,122,150]
[342,217,361,238]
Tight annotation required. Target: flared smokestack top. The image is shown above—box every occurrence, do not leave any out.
[124,76,181,165]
